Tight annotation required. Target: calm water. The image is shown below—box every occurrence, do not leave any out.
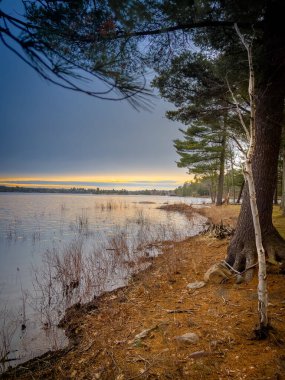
[0,193,209,368]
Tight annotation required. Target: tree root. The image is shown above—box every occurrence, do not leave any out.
[227,228,285,281]
[264,232,285,273]
[253,324,273,340]
[252,323,284,344]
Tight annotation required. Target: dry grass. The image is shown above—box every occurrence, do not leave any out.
[272,205,285,239]
[158,203,240,228]
[158,203,196,220]
[4,205,285,380]
[5,234,285,380]
[27,209,190,336]
[195,204,241,228]
[0,308,18,373]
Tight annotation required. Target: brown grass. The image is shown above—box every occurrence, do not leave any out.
[4,205,285,380]
[195,204,241,228]
[158,203,196,220]
[4,236,285,380]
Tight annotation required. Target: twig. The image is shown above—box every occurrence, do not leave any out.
[165,309,195,314]
[240,262,258,275]
[222,260,241,275]
[107,350,121,373]
[222,260,258,277]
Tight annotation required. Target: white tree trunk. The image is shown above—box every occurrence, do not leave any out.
[232,24,269,330]
[244,159,268,327]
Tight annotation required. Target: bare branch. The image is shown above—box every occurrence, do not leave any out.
[226,76,250,141]
[228,134,246,155]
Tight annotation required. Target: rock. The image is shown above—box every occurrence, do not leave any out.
[176,332,199,344]
[204,262,232,284]
[187,281,206,290]
[133,325,158,345]
[189,350,211,359]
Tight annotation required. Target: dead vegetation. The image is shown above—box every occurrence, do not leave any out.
[204,222,235,240]
[194,204,240,228]
[160,203,236,239]
[3,231,285,380]
[3,204,285,380]
[158,203,196,220]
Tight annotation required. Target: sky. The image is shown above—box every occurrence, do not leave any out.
[0,1,190,190]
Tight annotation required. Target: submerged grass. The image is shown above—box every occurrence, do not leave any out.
[27,208,192,336]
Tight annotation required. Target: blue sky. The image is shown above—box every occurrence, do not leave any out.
[0,1,189,190]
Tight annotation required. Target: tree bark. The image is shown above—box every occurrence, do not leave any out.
[227,0,285,273]
[236,179,244,204]
[229,148,236,204]
[216,123,226,206]
[274,186,278,206]
[281,148,285,215]
[208,176,216,203]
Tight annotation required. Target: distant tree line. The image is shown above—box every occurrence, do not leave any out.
[0,186,174,196]
[174,169,244,203]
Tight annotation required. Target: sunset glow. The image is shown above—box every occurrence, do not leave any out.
[0,173,190,190]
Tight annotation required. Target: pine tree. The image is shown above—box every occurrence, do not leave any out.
[2,0,285,270]
[174,121,227,204]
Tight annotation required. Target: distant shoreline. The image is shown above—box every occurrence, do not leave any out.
[0,185,176,196]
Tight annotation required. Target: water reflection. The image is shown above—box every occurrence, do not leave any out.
[0,193,209,370]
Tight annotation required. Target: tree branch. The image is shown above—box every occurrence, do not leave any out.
[85,20,262,42]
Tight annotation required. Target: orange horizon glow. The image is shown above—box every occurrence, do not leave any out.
[0,173,190,182]
[0,173,192,189]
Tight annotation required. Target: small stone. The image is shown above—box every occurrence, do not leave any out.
[204,262,232,283]
[176,332,199,344]
[187,281,206,290]
[189,350,210,359]
[133,325,158,345]
[236,274,244,284]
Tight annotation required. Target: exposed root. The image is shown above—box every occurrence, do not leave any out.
[253,325,271,340]
[252,323,277,341]
[264,232,285,272]
[227,229,285,278]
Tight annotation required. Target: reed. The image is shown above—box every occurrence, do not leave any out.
[29,207,192,333]
[70,210,90,235]
[0,307,18,372]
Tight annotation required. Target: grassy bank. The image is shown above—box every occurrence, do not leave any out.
[2,205,285,380]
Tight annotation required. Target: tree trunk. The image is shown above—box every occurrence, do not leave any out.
[227,0,285,273]
[230,148,236,204]
[216,126,226,206]
[274,164,279,205]
[282,148,285,215]
[274,187,278,206]
[244,158,268,329]
[209,176,216,203]
[236,179,244,204]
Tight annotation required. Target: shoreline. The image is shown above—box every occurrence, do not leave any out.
[2,206,285,379]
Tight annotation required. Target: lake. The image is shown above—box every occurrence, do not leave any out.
[0,193,209,369]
